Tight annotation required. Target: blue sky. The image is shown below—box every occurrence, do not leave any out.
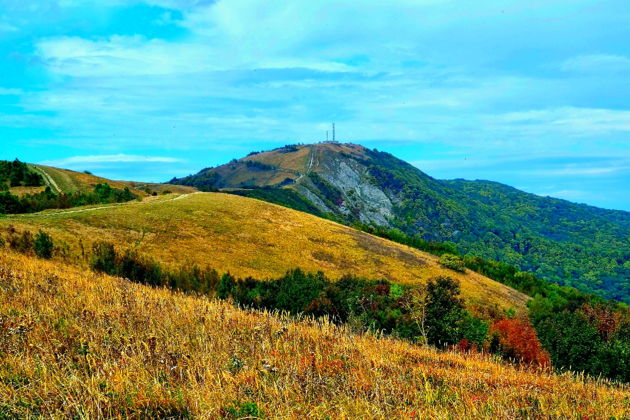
[1,0,630,210]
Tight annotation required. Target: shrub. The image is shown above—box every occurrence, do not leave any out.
[490,318,550,366]
[9,230,34,254]
[217,273,236,299]
[221,401,262,419]
[91,241,117,275]
[34,231,54,259]
[439,254,466,273]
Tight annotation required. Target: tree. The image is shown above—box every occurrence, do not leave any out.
[425,276,464,347]
[34,231,54,259]
[535,311,599,373]
[275,269,326,314]
[401,285,430,346]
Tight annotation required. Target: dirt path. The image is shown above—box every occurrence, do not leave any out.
[30,165,62,194]
[295,148,316,183]
[13,192,200,219]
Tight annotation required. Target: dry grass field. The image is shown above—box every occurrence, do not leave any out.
[30,164,195,196]
[0,192,528,313]
[0,249,627,419]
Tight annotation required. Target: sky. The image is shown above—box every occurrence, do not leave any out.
[1,0,630,210]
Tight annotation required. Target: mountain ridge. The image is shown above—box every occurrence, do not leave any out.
[171,142,630,303]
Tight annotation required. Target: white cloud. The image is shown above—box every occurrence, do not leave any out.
[541,189,587,200]
[42,154,182,166]
[490,107,630,136]
[36,35,218,77]
[0,22,18,32]
[0,88,22,95]
[531,166,630,176]
[559,54,630,73]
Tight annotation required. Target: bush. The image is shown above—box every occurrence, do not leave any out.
[439,253,466,273]
[490,318,550,366]
[9,231,34,254]
[217,273,236,299]
[34,231,54,259]
[91,241,117,275]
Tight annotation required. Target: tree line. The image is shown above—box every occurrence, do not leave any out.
[0,159,44,189]
[0,183,137,215]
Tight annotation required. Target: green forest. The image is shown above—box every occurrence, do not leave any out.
[362,149,630,303]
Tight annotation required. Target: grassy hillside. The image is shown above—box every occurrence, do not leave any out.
[1,249,627,418]
[0,192,528,314]
[32,164,195,196]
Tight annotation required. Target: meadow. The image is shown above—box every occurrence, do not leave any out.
[0,192,529,314]
[1,249,628,419]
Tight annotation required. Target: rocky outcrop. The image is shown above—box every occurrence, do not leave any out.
[296,146,394,226]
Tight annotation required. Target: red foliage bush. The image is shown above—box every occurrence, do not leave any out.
[490,318,551,367]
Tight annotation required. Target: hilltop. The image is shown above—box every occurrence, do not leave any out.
[0,191,528,314]
[31,164,196,196]
[172,142,630,303]
[0,159,195,198]
[1,249,628,418]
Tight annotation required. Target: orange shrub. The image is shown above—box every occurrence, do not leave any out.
[490,318,551,366]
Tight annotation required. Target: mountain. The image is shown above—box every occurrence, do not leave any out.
[171,142,630,303]
[0,191,528,313]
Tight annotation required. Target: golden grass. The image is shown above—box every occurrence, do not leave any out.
[1,192,528,313]
[32,165,195,196]
[244,143,368,175]
[245,145,310,172]
[8,186,46,197]
[0,249,627,419]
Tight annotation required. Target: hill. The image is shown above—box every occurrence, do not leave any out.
[1,249,628,418]
[31,164,196,196]
[171,143,630,303]
[0,191,528,314]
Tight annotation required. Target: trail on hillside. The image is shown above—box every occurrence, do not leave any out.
[13,192,200,219]
[31,166,62,194]
[295,148,316,183]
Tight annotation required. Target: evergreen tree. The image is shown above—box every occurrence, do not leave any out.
[34,231,54,259]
